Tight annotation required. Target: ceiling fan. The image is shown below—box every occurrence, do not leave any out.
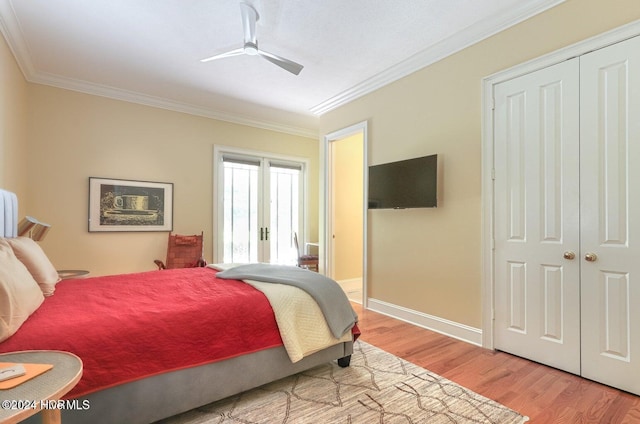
[200,2,304,75]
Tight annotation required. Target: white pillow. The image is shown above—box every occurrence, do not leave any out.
[0,238,45,342]
[6,236,61,296]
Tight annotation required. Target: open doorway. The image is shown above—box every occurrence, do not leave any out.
[323,122,367,306]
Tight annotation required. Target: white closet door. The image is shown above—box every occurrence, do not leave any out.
[493,58,581,374]
[580,35,640,395]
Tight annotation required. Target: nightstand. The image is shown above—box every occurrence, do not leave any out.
[0,350,83,424]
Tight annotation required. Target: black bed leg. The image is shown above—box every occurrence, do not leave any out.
[337,355,351,368]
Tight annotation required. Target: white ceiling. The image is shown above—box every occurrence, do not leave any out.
[0,0,562,137]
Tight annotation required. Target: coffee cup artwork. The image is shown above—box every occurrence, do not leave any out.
[114,195,149,211]
[103,193,159,224]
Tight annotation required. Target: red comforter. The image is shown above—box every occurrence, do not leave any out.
[0,267,284,398]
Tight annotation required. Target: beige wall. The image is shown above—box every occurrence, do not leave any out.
[0,32,28,201]
[24,85,318,276]
[332,133,363,281]
[319,0,640,328]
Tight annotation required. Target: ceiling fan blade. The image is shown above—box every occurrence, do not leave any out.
[239,2,259,45]
[258,50,304,75]
[200,3,304,76]
[200,48,244,63]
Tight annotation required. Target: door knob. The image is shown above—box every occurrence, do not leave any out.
[563,251,576,260]
[584,253,598,262]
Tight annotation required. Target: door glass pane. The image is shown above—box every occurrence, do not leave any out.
[270,165,300,265]
[223,161,259,263]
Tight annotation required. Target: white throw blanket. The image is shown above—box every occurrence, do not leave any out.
[215,263,357,338]
[210,264,352,362]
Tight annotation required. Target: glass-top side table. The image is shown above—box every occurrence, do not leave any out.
[57,270,90,280]
[0,350,83,424]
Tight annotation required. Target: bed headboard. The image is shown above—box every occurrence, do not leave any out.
[0,189,18,237]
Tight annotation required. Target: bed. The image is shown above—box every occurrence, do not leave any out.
[0,189,358,424]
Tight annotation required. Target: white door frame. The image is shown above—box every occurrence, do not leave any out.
[322,121,368,307]
[481,20,640,349]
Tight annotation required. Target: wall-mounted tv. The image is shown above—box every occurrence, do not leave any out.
[368,154,440,209]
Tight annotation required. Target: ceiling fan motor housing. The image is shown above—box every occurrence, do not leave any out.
[243,42,259,56]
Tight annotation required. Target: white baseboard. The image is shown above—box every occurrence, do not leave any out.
[367,298,482,346]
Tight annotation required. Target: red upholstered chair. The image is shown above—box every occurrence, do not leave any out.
[154,232,206,270]
[293,232,318,272]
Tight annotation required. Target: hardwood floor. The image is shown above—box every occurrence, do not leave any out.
[352,303,640,423]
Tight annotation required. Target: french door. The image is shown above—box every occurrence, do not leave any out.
[214,148,307,265]
[493,35,640,395]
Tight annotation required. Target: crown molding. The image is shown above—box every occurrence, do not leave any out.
[309,0,565,116]
[31,72,319,138]
[0,1,34,78]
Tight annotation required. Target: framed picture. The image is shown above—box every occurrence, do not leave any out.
[88,177,173,232]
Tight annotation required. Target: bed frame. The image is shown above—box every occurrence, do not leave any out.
[21,339,353,423]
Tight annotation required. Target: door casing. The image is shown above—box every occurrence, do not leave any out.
[322,121,368,307]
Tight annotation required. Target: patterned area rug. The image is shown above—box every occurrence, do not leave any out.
[159,340,528,423]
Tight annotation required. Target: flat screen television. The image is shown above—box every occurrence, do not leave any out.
[368,154,439,209]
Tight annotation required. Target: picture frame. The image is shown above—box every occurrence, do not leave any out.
[88,177,173,232]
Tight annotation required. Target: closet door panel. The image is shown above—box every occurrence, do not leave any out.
[494,58,581,374]
[580,35,640,395]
